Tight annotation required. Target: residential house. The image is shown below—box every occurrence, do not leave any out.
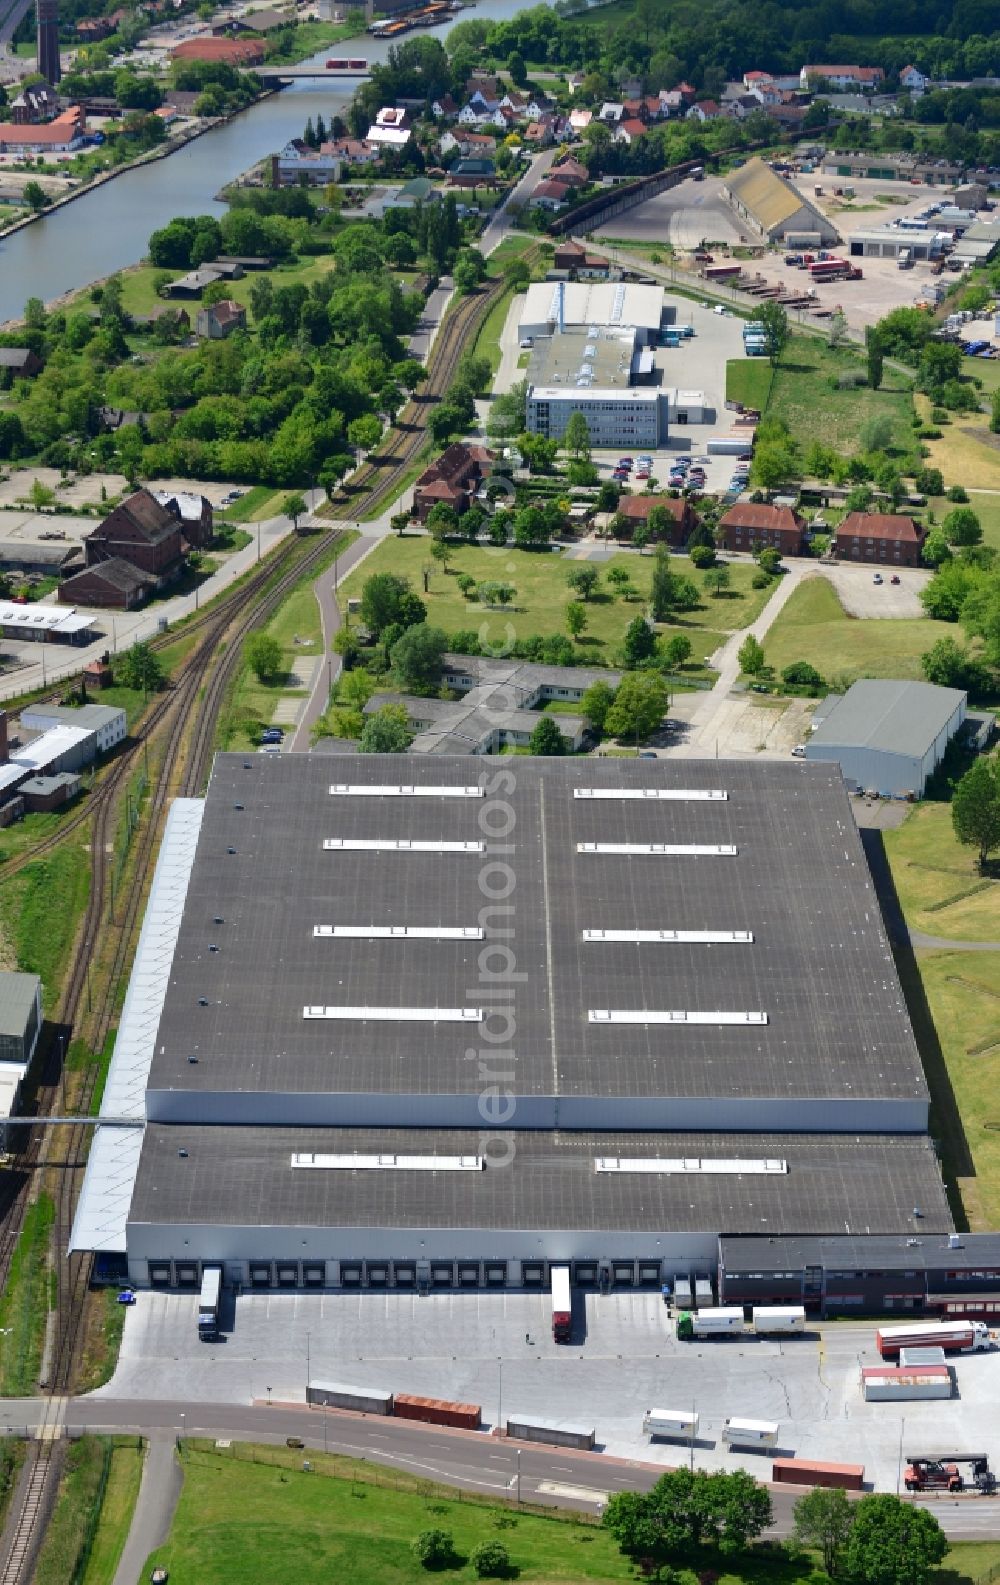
[270,149,341,186]
[0,107,86,154]
[151,489,214,550]
[131,305,191,334]
[172,35,265,64]
[322,137,377,165]
[449,157,497,189]
[524,120,554,147]
[0,348,42,380]
[644,95,668,120]
[530,176,572,211]
[900,64,929,91]
[550,155,588,187]
[615,118,648,145]
[366,107,411,149]
[743,69,772,90]
[82,489,186,586]
[76,15,116,39]
[618,75,642,99]
[195,299,247,339]
[622,98,646,121]
[614,494,696,548]
[834,512,925,567]
[725,92,766,119]
[687,99,722,121]
[567,72,586,95]
[718,503,805,557]
[599,102,624,123]
[799,64,884,90]
[569,108,593,134]
[413,443,492,522]
[676,81,697,101]
[431,93,458,119]
[657,89,685,115]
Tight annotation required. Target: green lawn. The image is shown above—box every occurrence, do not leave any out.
[338,539,774,670]
[471,284,515,379]
[115,258,339,323]
[926,492,1000,550]
[726,358,773,411]
[762,576,948,688]
[144,1442,1000,1585]
[81,1442,145,1585]
[768,337,915,459]
[0,1195,54,1396]
[0,842,90,1011]
[884,802,1000,943]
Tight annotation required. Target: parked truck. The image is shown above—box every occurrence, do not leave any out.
[703,263,743,282]
[643,1409,700,1441]
[677,1306,744,1340]
[197,1265,222,1342]
[551,1265,572,1343]
[753,1306,806,1335]
[876,1320,992,1359]
[723,1418,779,1450]
[905,1454,997,1495]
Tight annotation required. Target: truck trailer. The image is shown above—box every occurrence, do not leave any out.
[643,1409,700,1441]
[752,1306,806,1335]
[876,1320,992,1359]
[551,1265,572,1343]
[678,1306,744,1340]
[862,1365,953,1402]
[723,1417,779,1450]
[506,1416,595,1451]
[197,1265,222,1342]
[772,1459,864,1490]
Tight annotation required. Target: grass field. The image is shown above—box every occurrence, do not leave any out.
[915,395,1000,492]
[144,1441,1000,1585]
[762,576,948,687]
[926,491,1000,550]
[114,258,425,326]
[768,338,915,459]
[0,1195,53,1396]
[80,1442,145,1585]
[0,842,90,1009]
[726,359,773,411]
[33,1437,142,1585]
[884,803,1000,943]
[336,539,775,669]
[470,285,515,379]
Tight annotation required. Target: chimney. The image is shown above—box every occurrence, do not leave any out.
[0,712,9,763]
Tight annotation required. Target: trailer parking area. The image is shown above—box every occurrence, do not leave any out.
[98,1291,1000,1492]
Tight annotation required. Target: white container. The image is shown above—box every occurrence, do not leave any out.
[643,1409,700,1440]
[752,1306,806,1335]
[724,1417,779,1449]
[899,1346,947,1369]
[692,1306,744,1336]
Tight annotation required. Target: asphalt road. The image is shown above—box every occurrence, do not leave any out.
[1,1397,998,1540]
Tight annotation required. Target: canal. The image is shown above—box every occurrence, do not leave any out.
[0,0,531,320]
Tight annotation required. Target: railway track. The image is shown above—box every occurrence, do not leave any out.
[0,257,512,1581]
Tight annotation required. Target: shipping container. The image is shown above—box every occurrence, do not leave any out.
[703,264,743,280]
[753,1306,806,1335]
[772,1458,864,1490]
[694,1278,714,1309]
[723,1417,779,1449]
[394,1394,481,1430]
[862,1365,952,1402]
[899,1347,947,1369]
[307,1381,393,1415]
[506,1415,595,1450]
[876,1321,991,1358]
[674,1276,693,1310]
[643,1409,699,1440]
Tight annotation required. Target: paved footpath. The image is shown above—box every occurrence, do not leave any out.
[112,1435,182,1585]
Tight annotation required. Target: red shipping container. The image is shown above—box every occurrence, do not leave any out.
[393,1394,481,1430]
[772,1459,864,1491]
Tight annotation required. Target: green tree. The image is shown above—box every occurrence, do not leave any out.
[566,564,600,600]
[430,539,452,572]
[622,615,656,667]
[689,544,715,570]
[411,1529,456,1567]
[348,413,383,455]
[991,389,1000,435]
[360,573,422,637]
[28,478,55,510]
[650,546,679,620]
[562,409,592,461]
[860,415,894,453]
[391,624,448,694]
[751,441,799,493]
[359,703,414,754]
[581,679,614,732]
[952,757,1000,873]
[22,181,47,212]
[782,660,825,692]
[566,600,587,639]
[471,1541,511,1579]
[605,672,668,743]
[922,636,976,689]
[867,332,884,389]
[758,300,789,367]
[704,565,731,598]
[116,641,165,694]
[283,491,307,528]
[391,512,411,537]
[529,714,567,755]
[245,632,284,683]
[661,633,692,669]
[503,256,530,291]
[738,634,765,675]
[794,1486,854,1579]
[915,467,944,495]
[921,529,952,568]
[596,481,620,514]
[943,506,982,547]
[607,566,632,596]
[842,1494,947,1585]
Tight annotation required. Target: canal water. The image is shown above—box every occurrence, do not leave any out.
[0,0,531,319]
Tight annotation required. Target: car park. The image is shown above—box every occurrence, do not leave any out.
[636,469,650,480]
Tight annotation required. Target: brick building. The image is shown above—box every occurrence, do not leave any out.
[413,443,493,522]
[82,490,185,585]
[614,494,696,547]
[834,512,925,568]
[718,503,806,557]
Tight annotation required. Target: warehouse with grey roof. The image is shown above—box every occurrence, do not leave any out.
[67,753,955,1293]
[804,679,966,796]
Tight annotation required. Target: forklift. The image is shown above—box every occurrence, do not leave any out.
[904,1454,997,1495]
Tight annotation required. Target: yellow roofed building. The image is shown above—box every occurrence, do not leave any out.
[722,157,840,245]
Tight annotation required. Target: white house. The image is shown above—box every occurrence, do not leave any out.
[900,64,929,91]
[599,101,624,122]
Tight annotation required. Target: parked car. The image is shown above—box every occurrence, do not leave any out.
[791,745,806,757]
[891,574,901,584]
[117,1289,136,1305]
[873,573,883,584]
[636,469,650,480]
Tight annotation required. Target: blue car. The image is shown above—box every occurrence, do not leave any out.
[117,1289,136,1305]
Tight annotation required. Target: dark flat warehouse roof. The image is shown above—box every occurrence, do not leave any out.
[720,1232,996,1274]
[146,754,927,1105]
[129,1127,952,1234]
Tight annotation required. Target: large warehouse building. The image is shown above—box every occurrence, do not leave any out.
[722,158,839,246]
[518,281,664,346]
[70,755,956,1299]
